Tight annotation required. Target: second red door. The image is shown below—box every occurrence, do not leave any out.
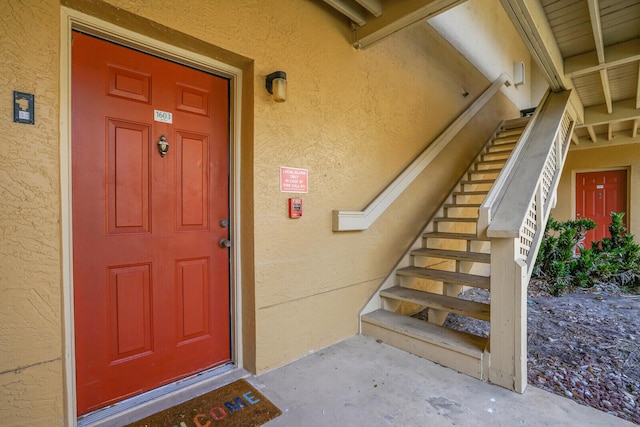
[576,169,627,246]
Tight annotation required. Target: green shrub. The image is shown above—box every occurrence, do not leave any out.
[532,213,640,294]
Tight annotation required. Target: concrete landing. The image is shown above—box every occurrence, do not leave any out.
[252,335,634,427]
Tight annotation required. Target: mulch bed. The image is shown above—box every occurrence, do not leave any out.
[423,283,640,424]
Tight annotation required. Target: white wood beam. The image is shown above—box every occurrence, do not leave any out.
[581,99,640,125]
[353,0,466,49]
[565,39,640,77]
[587,0,605,64]
[568,132,640,150]
[600,68,613,114]
[607,123,613,141]
[323,0,367,26]
[355,0,382,17]
[587,125,597,142]
[633,119,639,138]
[586,1,614,117]
[571,131,580,145]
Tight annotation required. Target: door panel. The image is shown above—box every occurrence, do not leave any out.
[72,32,231,414]
[108,120,151,233]
[177,132,210,230]
[576,170,627,245]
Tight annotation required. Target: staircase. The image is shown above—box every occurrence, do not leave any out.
[361,117,530,381]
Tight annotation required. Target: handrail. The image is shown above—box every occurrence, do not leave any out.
[485,89,574,393]
[332,72,511,231]
[477,89,550,235]
[481,91,573,249]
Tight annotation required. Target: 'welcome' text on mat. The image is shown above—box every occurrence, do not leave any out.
[126,379,281,427]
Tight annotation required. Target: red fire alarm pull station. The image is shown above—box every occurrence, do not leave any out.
[289,198,302,218]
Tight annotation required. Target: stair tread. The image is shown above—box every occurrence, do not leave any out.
[497,129,524,137]
[397,266,491,289]
[444,203,481,208]
[362,309,488,356]
[493,135,519,142]
[468,168,502,175]
[380,287,490,321]
[486,144,516,153]
[461,179,495,185]
[433,217,478,223]
[453,190,489,195]
[502,117,530,128]
[423,231,489,241]
[411,248,490,263]
[481,153,510,160]
[474,159,507,171]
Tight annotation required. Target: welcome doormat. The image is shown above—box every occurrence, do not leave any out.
[126,379,281,427]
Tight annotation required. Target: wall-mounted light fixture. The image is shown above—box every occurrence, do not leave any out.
[514,61,525,87]
[266,71,287,102]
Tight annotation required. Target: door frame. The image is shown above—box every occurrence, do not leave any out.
[571,166,631,227]
[60,7,245,425]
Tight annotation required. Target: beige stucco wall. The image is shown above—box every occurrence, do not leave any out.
[0,0,519,424]
[0,0,64,424]
[429,0,539,110]
[552,144,639,238]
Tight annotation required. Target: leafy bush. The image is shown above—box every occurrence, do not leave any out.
[532,213,640,295]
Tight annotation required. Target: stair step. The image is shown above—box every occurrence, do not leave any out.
[461,179,495,185]
[453,190,489,196]
[486,142,516,153]
[492,135,518,143]
[502,117,530,129]
[423,231,489,241]
[497,129,524,138]
[482,151,510,158]
[444,203,481,209]
[476,159,506,166]
[380,287,490,321]
[468,168,502,176]
[397,266,490,289]
[411,248,490,263]
[433,217,478,223]
[481,154,510,163]
[361,309,488,360]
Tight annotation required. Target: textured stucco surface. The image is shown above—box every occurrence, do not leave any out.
[1,0,524,423]
[0,0,63,425]
[99,0,518,373]
[553,145,639,238]
[430,0,538,110]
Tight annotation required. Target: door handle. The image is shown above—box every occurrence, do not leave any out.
[219,239,231,248]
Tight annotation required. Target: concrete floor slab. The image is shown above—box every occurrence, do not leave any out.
[251,335,634,426]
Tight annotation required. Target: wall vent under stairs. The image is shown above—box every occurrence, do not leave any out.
[361,117,530,382]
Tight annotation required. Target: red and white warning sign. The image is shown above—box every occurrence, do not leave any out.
[280,167,308,193]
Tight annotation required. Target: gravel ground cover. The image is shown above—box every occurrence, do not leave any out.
[429,283,640,424]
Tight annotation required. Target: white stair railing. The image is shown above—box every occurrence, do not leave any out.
[479,89,575,392]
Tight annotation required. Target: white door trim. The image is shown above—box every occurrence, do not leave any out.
[60,7,244,425]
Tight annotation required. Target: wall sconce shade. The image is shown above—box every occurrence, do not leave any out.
[266,71,287,102]
[514,61,525,87]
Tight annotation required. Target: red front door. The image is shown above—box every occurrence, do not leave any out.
[576,170,627,246]
[72,32,231,415]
